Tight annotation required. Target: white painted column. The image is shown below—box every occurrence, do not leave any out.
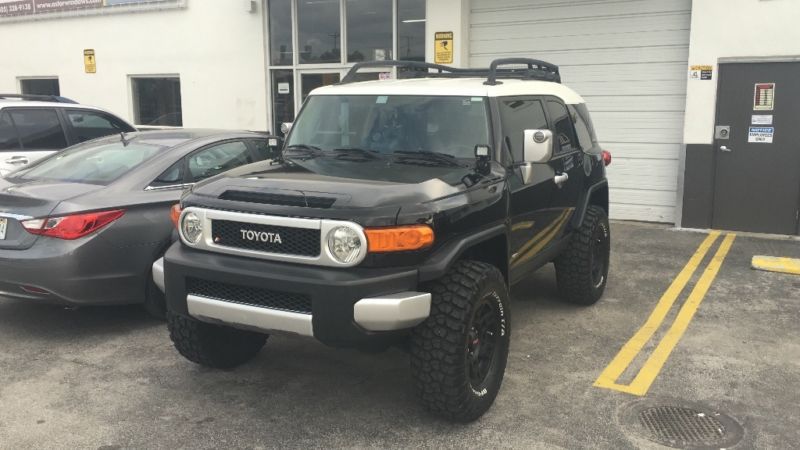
[425,0,470,67]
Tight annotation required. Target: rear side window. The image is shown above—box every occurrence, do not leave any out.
[0,111,21,151]
[187,140,253,182]
[546,100,579,154]
[498,98,548,162]
[569,105,594,151]
[8,108,67,150]
[66,109,133,143]
[149,161,185,188]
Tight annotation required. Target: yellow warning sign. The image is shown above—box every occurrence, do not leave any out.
[84,49,96,74]
[434,31,453,64]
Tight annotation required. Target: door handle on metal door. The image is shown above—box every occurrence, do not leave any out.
[5,156,29,165]
[554,173,569,187]
[720,145,732,152]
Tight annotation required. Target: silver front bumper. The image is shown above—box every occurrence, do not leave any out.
[185,290,431,337]
[152,257,165,293]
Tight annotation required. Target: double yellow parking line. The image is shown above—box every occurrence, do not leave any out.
[594,231,736,396]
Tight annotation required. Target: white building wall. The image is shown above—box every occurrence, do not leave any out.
[0,2,268,131]
[683,0,800,144]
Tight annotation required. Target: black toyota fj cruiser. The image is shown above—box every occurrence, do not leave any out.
[160,59,611,422]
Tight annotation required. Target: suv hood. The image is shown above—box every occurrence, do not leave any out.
[188,160,475,211]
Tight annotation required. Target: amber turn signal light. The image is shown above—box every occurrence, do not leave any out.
[365,225,434,253]
[170,204,182,229]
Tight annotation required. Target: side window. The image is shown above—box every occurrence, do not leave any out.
[149,161,185,188]
[0,111,21,151]
[187,141,253,182]
[568,105,594,151]
[498,98,548,162]
[8,108,67,150]
[66,110,131,143]
[249,138,279,160]
[546,100,579,154]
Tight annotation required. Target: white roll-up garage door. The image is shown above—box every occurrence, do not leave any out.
[470,0,691,222]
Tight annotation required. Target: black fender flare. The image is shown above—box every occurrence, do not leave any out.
[572,179,609,228]
[417,223,508,282]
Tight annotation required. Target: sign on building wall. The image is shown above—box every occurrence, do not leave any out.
[434,31,454,64]
[0,0,180,18]
[689,65,713,80]
[84,49,96,73]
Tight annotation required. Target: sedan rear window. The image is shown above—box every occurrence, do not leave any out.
[12,141,164,185]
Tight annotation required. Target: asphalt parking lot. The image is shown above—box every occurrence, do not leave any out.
[1,222,798,449]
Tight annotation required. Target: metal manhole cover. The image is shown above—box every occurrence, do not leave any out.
[620,399,743,449]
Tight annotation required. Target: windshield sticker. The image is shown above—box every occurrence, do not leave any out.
[471,97,483,102]
[376,95,388,104]
[462,99,471,106]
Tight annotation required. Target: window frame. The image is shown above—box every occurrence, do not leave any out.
[129,74,183,127]
[18,76,60,96]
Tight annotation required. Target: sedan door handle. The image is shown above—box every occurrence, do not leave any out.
[720,145,732,152]
[5,156,29,165]
[554,172,569,187]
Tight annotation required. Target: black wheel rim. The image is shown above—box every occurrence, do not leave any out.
[590,224,608,288]
[466,295,501,390]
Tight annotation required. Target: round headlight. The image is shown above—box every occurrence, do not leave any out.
[181,212,203,244]
[327,226,362,264]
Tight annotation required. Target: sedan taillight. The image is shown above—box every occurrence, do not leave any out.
[21,210,125,240]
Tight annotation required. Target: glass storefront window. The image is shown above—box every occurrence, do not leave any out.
[397,0,426,61]
[346,0,392,62]
[269,0,293,65]
[297,0,341,64]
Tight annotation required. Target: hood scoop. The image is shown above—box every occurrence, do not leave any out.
[219,190,336,209]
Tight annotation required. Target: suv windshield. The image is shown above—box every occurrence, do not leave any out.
[286,95,490,159]
[11,140,165,185]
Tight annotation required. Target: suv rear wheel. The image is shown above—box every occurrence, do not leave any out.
[554,205,610,305]
[167,312,268,369]
[410,260,510,422]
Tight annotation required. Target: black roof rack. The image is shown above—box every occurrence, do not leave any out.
[0,94,78,104]
[340,58,561,85]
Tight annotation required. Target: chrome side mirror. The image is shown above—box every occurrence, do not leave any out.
[280,122,293,136]
[520,129,553,184]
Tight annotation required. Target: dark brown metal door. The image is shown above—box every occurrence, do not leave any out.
[712,62,800,235]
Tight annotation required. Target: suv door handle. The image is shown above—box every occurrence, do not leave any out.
[5,156,29,165]
[720,145,732,152]
[554,172,569,187]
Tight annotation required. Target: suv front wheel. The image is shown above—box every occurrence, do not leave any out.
[410,260,510,422]
[168,312,268,369]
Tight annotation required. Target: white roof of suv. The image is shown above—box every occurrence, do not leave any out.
[312,77,585,105]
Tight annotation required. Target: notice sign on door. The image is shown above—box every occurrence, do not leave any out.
[83,49,96,73]
[753,83,775,110]
[434,31,454,64]
[748,126,774,143]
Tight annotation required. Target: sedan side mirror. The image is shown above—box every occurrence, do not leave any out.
[520,129,554,185]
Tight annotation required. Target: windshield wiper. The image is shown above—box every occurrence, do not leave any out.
[392,150,465,167]
[283,144,324,161]
[331,147,384,160]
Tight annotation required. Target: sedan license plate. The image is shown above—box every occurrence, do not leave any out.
[0,218,6,240]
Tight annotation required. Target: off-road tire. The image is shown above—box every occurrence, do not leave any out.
[410,260,510,422]
[167,312,268,369]
[554,205,610,305]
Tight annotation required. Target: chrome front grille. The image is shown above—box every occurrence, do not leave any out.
[180,207,368,268]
